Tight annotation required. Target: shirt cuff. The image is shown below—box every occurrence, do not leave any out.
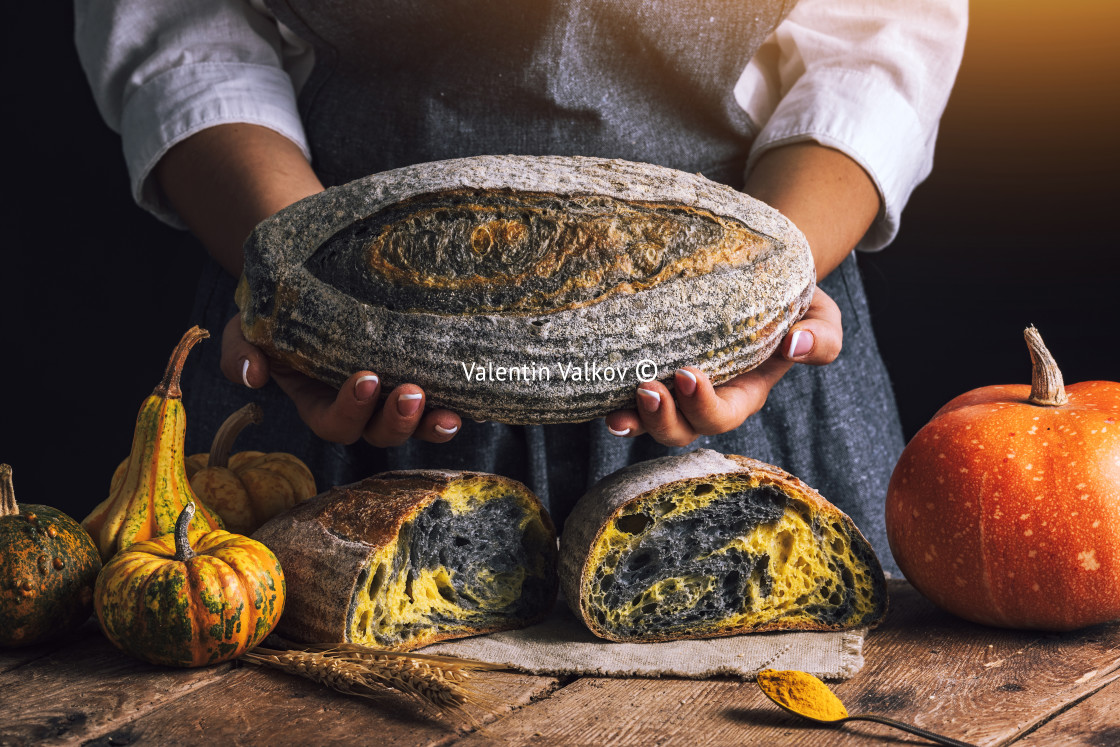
[745,67,932,253]
[120,61,310,228]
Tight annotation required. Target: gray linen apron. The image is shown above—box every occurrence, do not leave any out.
[182,0,905,572]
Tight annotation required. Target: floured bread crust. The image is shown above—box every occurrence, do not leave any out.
[238,155,814,424]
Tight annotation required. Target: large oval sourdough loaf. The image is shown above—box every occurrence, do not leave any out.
[559,450,887,642]
[252,470,557,650]
[238,155,814,424]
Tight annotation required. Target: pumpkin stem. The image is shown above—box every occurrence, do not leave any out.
[208,403,264,469]
[1025,325,1069,407]
[0,464,17,518]
[174,502,197,562]
[153,326,210,400]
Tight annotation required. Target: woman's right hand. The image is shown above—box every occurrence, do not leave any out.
[156,124,460,446]
[219,314,463,446]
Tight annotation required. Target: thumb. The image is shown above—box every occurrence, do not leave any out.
[220,313,270,388]
[781,286,843,366]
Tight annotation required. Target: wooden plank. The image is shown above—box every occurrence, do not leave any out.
[0,618,98,674]
[1012,677,1120,746]
[0,633,235,746]
[450,581,1120,746]
[73,660,561,746]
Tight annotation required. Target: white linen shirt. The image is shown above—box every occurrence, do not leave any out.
[75,0,967,252]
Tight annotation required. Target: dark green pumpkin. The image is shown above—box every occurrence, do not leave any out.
[0,464,103,646]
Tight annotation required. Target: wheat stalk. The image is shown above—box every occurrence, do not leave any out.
[242,643,507,717]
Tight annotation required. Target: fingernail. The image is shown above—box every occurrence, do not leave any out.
[240,358,252,388]
[397,392,423,417]
[787,329,814,358]
[434,424,459,435]
[675,369,697,397]
[637,388,661,413]
[354,375,379,402]
[608,426,631,437]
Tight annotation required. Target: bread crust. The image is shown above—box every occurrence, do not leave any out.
[238,155,814,424]
[558,450,887,642]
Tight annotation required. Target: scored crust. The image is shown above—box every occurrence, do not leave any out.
[558,450,888,642]
[238,155,814,424]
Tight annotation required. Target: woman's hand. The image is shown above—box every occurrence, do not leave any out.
[603,286,842,445]
[219,314,463,446]
[602,141,881,447]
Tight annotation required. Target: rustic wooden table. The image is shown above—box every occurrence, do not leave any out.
[2,580,1118,746]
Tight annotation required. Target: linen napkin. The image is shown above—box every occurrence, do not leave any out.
[421,599,866,680]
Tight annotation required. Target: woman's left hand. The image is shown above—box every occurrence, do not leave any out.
[604,285,842,446]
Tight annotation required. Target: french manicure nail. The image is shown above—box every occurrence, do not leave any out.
[354,375,379,402]
[637,388,661,413]
[240,358,252,388]
[675,369,697,397]
[608,426,631,437]
[397,392,423,417]
[787,329,814,358]
[434,424,459,435]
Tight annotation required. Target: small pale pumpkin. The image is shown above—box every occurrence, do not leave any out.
[0,465,103,646]
[95,502,285,667]
[886,326,1120,631]
[184,404,316,534]
[83,327,224,561]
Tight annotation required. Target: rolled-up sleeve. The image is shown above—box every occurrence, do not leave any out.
[735,0,968,251]
[74,0,310,227]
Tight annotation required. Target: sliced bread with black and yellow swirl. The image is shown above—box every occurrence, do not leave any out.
[253,470,557,650]
[559,450,887,642]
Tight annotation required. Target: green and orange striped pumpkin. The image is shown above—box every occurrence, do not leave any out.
[94,502,285,667]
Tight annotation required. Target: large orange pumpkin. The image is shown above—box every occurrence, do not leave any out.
[886,327,1120,630]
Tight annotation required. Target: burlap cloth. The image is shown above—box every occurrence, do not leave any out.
[421,598,866,681]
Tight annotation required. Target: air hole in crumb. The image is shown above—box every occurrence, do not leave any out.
[616,514,653,535]
[775,530,794,565]
[436,576,457,603]
[368,564,387,599]
[693,483,715,496]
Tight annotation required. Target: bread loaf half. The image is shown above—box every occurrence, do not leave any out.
[252,470,557,650]
[238,155,814,424]
[559,450,887,642]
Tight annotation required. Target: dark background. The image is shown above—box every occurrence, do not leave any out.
[3,2,1118,520]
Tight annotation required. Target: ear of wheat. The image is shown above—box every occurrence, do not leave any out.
[242,643,507,718]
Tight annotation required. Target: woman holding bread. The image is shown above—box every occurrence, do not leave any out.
[76,0,967,573]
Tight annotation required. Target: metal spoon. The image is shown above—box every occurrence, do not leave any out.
[756,669,977,747]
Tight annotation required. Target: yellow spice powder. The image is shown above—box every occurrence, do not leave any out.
[757,668,849,721]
